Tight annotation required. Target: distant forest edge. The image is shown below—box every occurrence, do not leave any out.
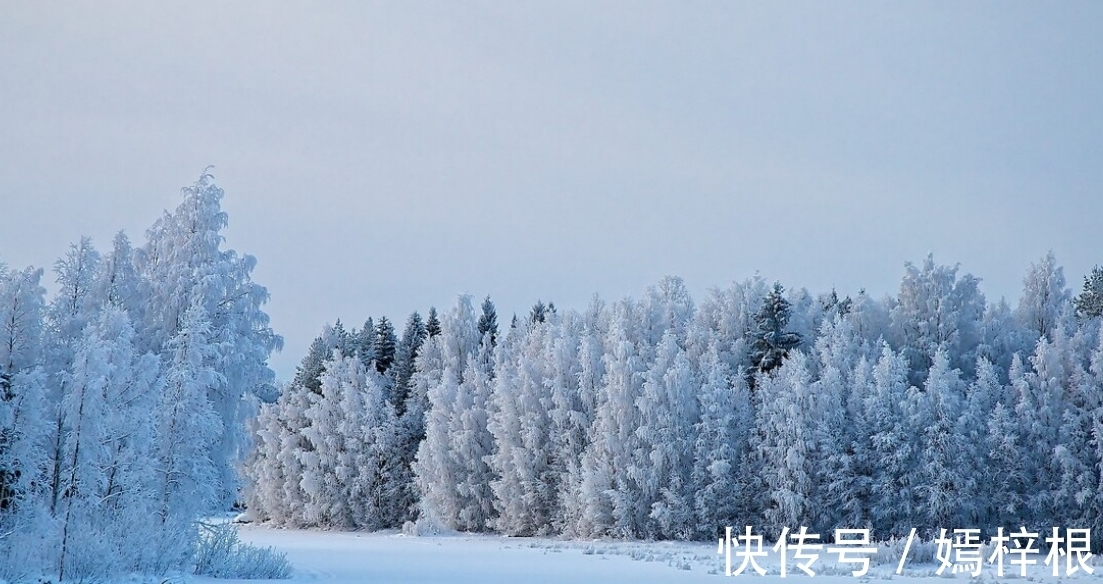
[246,248,1103,541]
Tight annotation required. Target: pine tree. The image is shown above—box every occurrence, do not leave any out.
[425,307,442,338]
[1074,265,1103,320]
[748,282,802,386]
[356,317,376,367]
[530,301,548,324]
[477,296,498,347]
[374,316,397,374]
[392,312,427,416]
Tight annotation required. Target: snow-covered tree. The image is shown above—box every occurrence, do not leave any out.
[914,349,971,531]
[864,346,919,537]
[691,344,751,538]
[754,351,816,533]
[55,307,159,581]
[138,171,281,506]
[1016,251,1071,341]
[1074,265,1103,320]
[748,282,802,385]
[150,302,223,571]
[891,255,985,382]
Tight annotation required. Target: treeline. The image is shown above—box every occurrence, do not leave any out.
[245,255,1103,542]
[0,172,281,580]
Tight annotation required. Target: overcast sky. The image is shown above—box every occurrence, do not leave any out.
[2,2,1101,379]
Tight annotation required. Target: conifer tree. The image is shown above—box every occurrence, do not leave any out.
[425,307,441,338]
[356,317,376,367]
[374,316,397,374]
[1075,265,1103,320]
[748,282,801,386]
[477,296,498,347]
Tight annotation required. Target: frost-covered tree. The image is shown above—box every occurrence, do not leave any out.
[55,308,160,581]
[914,349,971,531]
[691,344,751,538]
[864,346,919,537]
[580,303,648,537]
[809,316,864,532]
[1016,251,1071,341]
[92,232,144,320]
[754,351,816,533]
[544,311,589,535]
[138,171,281,507]
[0,264,49,560]
[150,302,223,571]
[891,255,985,382]
[413,295,494,531]
[488,322,555,535]
[297,352,398,529]
[635,331,698,539]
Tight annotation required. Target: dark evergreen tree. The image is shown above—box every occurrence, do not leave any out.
[1075,265,1103,320]
[357,317,376,367]
[748,282,802,387]
[392,311,427,415]
[530,300,548,324]
[374,316,397,374]
[426,307,442,338]
[294,331,334,394]
[477,296,498,347]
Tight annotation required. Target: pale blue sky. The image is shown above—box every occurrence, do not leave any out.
[2,2,1101,379]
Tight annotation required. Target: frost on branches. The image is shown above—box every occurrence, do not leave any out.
[0,171,281,582]
[246,260,1103,548]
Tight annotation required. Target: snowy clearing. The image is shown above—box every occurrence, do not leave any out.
[201,526,1102,584]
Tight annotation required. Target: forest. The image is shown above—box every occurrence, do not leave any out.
[246,250,1103,544]
[3,174,1103,583]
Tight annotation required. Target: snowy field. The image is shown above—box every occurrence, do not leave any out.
[201,526,1103,584]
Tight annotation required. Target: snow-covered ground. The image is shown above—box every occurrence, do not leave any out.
[200,526,1102,584]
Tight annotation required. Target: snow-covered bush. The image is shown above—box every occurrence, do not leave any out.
[192,522,292,579]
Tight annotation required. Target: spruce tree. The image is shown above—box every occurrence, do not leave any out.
[748,282,801,386]
[357,317,376,367]
[392,311,427,415]
[1075,265,1103,320]
[374,316,397,374]
[477,296,498,347]
[425,307,442,338]
[530,300,548,324]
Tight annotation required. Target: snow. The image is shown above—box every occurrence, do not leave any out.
[200,526,1101,584]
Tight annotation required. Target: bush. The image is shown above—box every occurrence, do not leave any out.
[192,522,292,579]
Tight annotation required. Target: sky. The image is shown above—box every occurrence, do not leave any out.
[2,2,1101,380]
